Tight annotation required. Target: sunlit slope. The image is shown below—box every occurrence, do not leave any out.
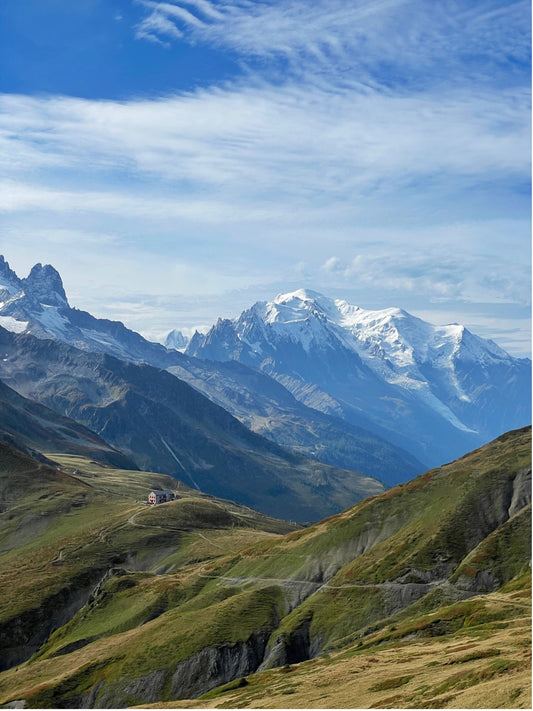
[192,425,531,666]
[0,428,529,708]
[0,446,297,672]
[145,586,531,709]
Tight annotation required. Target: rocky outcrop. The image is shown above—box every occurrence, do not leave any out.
[508,468,531,518]
[170,631,270,699]
[92,671,167,709]
[0,568,108,671]
[83,631,271,708]
[259,618,314,669]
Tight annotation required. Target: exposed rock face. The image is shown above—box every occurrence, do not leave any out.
[170,631,270,699]
[93,671,167,709]
[22,264,68,308]
[454,569,500,594]
[164,330,189,351]
[0,568,108,671]
[508,468,531,517]
[259,619,313,669]
[0,256,22,298]
[437,466,532,572]
[79,632,272,708]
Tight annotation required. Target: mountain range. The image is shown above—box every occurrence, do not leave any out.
[0,257,425,486]
[2,256,528,473]
[187,289,531,465]
[0,325,387,522]
[0,254,530,708]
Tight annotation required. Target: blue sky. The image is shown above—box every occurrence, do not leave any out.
[0,0,531,355]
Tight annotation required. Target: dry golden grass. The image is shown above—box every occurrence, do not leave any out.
[139,589,531,710]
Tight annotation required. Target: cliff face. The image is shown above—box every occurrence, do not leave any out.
[0,568,110,671]
[68,632,272,708]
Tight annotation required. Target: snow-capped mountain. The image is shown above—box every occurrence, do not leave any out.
[0,257,70,336]
[2,255,528,470]
[187,289,532,465]
[0,257,423,484]
[0,256,172,363]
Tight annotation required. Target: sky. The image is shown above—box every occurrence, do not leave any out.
[0,0,531,356]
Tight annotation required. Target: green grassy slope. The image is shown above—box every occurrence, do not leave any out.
[0,445,297,673]
[159,586,531,709]
[0,428,530,708]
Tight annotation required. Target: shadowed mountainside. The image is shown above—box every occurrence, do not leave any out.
[0,378,135,469]
[0,326,384,522]
[0,256,425,485]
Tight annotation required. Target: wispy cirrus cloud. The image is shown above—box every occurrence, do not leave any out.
[136,7,184,45]
[134,0,530,89]
[1,83,528,199]
[0,75,529,324]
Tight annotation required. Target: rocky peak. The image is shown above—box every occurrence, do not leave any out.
[22,263,69,308]
[164,329,189,351]
[0,255,22,297]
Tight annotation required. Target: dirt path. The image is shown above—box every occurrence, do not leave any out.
[127,509,235,554]
[197,573,449,594]
[196,531,235,553]
[52,543,83,564]
[199,573,322,590]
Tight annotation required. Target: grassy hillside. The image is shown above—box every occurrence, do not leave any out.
[0,428,530,708]
[145,585,531,709]
[0,445,297,672]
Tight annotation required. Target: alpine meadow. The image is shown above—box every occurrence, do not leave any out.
[0,0,531,709]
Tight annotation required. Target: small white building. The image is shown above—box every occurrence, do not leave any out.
[148,490,175,505]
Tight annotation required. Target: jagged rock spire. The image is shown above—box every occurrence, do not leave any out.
[22,263,68,307]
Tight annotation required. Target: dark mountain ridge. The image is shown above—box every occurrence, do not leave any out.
[0,325,384,522]
[0,378,135,469]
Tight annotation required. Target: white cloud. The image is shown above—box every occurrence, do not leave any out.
[0,83,528,201]
[316,219,531,308]
[141,1,209,29]
[136,7,184,44]
[134,0,530,89]
[322,256,342,274]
